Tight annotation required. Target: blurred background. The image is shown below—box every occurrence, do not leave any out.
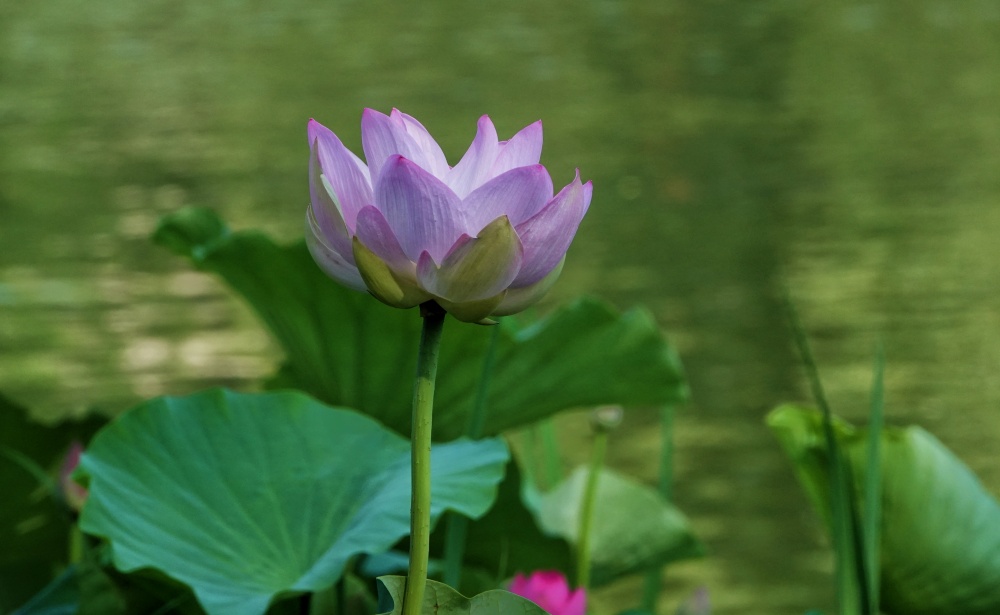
[2,1,1000,613]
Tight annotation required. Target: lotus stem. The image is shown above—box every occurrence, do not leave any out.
[576,428,607,590]
[863,343,885,615]
[443,323,502,588]
[641,403,676,614]
[402,302,446,615]
[540,419,564,489]
[465,323,501,439]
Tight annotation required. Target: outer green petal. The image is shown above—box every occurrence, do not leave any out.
[491,257,564,316]
[352,237,431,309]
[438,291,507,324]
[416,216,523,303]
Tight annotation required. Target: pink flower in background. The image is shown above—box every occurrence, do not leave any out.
[306,109,592,322]
[59,441,88,512]
[509,570,586,615]
[676,586,711,615]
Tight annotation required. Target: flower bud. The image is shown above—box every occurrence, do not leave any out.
[306,109,592,323]
[590,405,624,433]
[58,440,88,512]
[509,570,586,615]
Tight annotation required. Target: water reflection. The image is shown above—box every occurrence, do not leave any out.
[2,1,1000,613]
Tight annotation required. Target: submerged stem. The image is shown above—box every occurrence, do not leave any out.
[443,324,502,588]
[641,403,677,614]
[402,302,446,615]
[539,419,564,489]
[576,430,607,590]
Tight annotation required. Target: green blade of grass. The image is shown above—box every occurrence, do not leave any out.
[1,446,57,493]
[863,343,885,615]
[784,291,867,615]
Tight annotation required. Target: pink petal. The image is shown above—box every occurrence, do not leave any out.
[308,119,372,231]
[509,570,587,615]
[462,164,553,232]
[564,588,587,615]
[492,120,543,176]
[309,138,355,262]
[305,207,367,291]
[353,205,412,272]
[375,155,467,263]
[360,109,417,185]
[536,571,570,605]
[513,173,590,286]
[582,179,593,214]
[447,115,500,198]
[391,109,450,180]
[509,574,533,599]
[59,441,88,511]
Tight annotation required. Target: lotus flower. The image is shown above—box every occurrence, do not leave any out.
[509,570,586,615]
[59,440,88,512]
[306,109,592,322]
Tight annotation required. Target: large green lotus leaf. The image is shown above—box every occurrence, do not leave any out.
[76,389,509,615]
[153,207,417,426]
[436,299,688,439]
[768,405,1000,615]
[375,576,549,615]
[153,208,687,440]
[534,466,704,586]
[0,393,106,612]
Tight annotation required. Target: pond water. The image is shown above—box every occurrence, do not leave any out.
[3,1,1000,613]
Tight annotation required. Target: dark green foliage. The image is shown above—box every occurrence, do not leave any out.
[0,393,105,612]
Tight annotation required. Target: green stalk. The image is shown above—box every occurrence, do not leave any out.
[466,323,501,439]
[441,512,469,590]
[863,343,885,615]
[539,419,564,489]
[785,291,865,615]
[640,403,676,614]
[522,427,541,489]
[402,302,446,615]
[656,404,676,501]
[443,323,501,588]
[575,430,607,590]
[69,524,84,565]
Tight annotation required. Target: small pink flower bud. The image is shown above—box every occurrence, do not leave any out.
[59,441,88,512]
[509,570,586,615]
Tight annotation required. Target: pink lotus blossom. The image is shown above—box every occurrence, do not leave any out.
[509,570,586,615]
[676,586,711,615]
[59,441,88,512]
[306,109,592,322]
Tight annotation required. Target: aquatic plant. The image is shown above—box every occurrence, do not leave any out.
[2,111,701,615]
[306,109,591,323]
[509,570,586,615]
